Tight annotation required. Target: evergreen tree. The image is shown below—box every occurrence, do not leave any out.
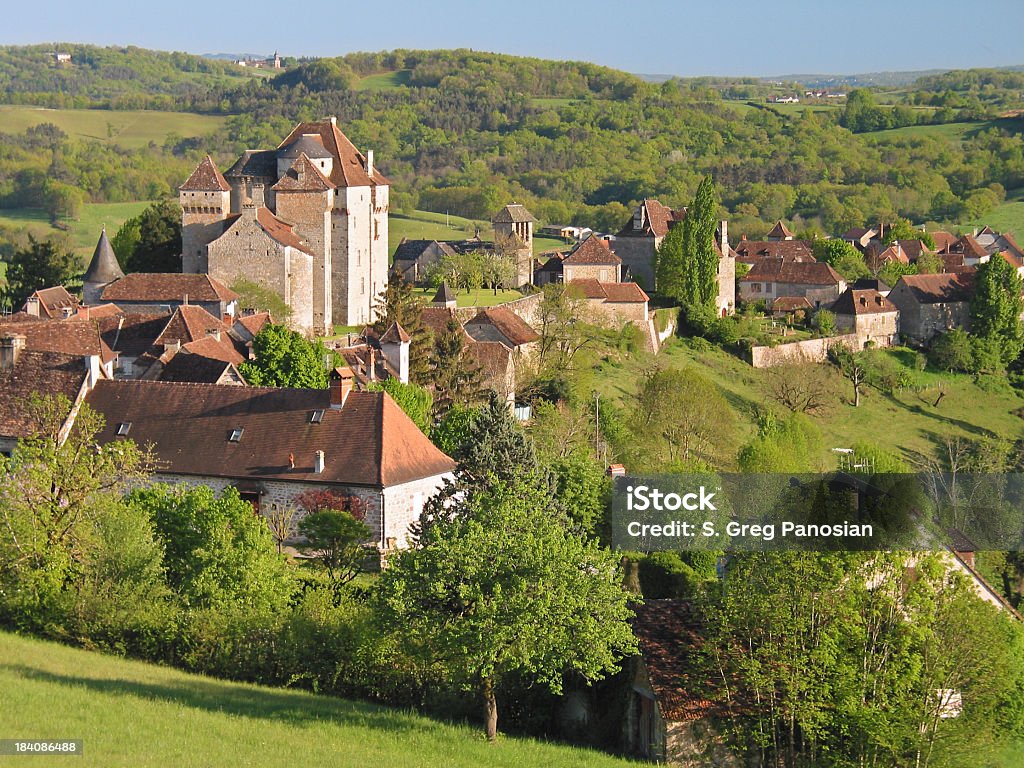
[125,200,182,273]
[680,175,719,308]
[372,275,431,384]
[428,316,484,416]
[1,235,78,309]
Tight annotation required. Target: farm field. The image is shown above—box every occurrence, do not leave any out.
[0,630,633,768]
[391,210,568,257]
[0,105,227,149]
[590,338,1024,467]
[355,70,412,90]
[0,201,152,261]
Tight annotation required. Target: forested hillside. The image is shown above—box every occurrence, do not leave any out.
[1,45,1023,241]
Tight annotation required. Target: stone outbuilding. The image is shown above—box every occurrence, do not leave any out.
[831,288,899,348]
[887,273,974,345]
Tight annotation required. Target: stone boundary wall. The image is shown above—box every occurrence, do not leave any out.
[749,333,859,368]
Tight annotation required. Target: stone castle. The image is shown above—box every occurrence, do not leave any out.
[179,118,389,334]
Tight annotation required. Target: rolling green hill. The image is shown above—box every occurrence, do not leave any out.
[0,630,634,768]
[0,201,152,261]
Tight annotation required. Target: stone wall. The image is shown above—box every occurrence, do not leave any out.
[564,263,619,283]
[496,292,544,326]
[611,236,657,291]
[749,333,859,368]
[180,189,230,274]
[276,188,333,335]
[381,472,453,549]
[332,185,374,327]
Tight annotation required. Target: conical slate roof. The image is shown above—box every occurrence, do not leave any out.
[278,134,333,160]
[432,281,456,305]
[83,229,125,285]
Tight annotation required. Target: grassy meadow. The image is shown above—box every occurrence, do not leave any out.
[0,630,635,768]
[391,209,568,257]
[355,70,412,90]
[589,337,1024,467]
[412,286,524,308]
[0,105,227,150]
[0,201,153,262]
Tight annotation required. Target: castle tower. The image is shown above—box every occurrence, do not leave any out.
[82,228,125,305]
[492,203,536,286]
[273,153,335,335]
[180,155,231,273]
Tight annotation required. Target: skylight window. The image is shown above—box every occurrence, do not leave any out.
[116,422,131,436]
[310,409,325,424]
[229,428,244,443]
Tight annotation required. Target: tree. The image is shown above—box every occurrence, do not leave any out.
[1,235,78,309]
[239,324,338,388]
[813,238,870,280]
[130,484,292,612]
[814,309,837,337]
[296,510,370,587]
[110,216,141,271]
[971,254,1024,366]
[535,282,595,381]
[655,217,686,298]
[681,175,720,308]
[449,392,538,492]
[738,412,824,472]
[882,217,935,249]
[230,278,292,319]
[367,378,433,434]
[480,251,517,294]
[372,276,431,384]
[929,329,974,373]
[764,361,836,414]
[124,200,182,273]
[830,346,868,406]
[428,316,484,415]
[376,478,636,741]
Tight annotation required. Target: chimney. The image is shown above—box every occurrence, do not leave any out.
[0,333,26,371]
[720,219,729,254]
[366,150,374,178]
[164,339,181,355]
[329,367,354,409]
[85,354,102,389]
[25,296,40,317]
[207,328,221,342]
[368,347,377,382]
[288,452,295,469]
[314,450,325,474]
[329,116,337,126]
[183,294,189,306]
[251,183,265,208]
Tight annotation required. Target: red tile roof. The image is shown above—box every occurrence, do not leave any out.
[0,350,88,439]
[563,236,621,266]
[769,296,813,312]
[766,220,794,239]
[180,155,230,192]
[101,274,239,304]
[27,286,79,318]
[741,259,843,286]
[832,288,897,316]
[277,120,388,188]
[601,282,650,303]
[380,322,411,344]
[931,231,959,253]
[618,199,685,238]
[271,153,335,192]
[0,318,116,363]
[465,307,540,347]
[894,272,974,304]
[732,240,814,264]
[154,305,230,348]
[86,381,455,487]
[234,311,273,340]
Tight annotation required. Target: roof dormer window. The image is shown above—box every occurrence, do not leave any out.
[116,422,131,436]
[229,428,244,442]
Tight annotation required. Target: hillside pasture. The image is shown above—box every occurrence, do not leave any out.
[0,201,153,261]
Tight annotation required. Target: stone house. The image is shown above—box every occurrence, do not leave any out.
[732,237,814,268]
[831,288,899,348]
[392,239,458,285]
[0,316,117,381]
[463,307,540,355]
[23,285,80,319]
[99,273,239,320]
[85,376,455,554]
[739,259,845,308]
[182,117,390,332]
[624,600,738,767]
[561,236,622,283]
[567,279,650,327]
[887,273,974,345]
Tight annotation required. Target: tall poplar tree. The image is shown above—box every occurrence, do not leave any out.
[682,175,720,309]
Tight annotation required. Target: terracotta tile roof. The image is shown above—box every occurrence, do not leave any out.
[180,155,230,192]
[949,234,988,261]
[492,203,537,224]
[873,244,910,265]
[277,120,387,188]
[618,199,686,238]
[101,274,239,304]
[271,153,335,192]
[98,313,172,357]
[234,312,273,340]
[602,282,649,303]
[76,303,124,320]
[732,240,814,264]
[467,341,513,390]
[832,288,897,316]
[842,227,876,240]
[27,285,79,318]
[85,381,455,487]
[931,231,958,252]
[176,334,245,366]
[766,220,795,239]
[939,251,965,271]
[632,600,724,723]
[83,229,125,285]
[566,278,607,299]
[380,322,411,344]
[895,239,928,262]
[1001,250,1024,270]
[769,296,813,312]
[420,307,462,338]
[894,273,974,304]
[0,350,88,439]
[154,305,230,348]
[563,236,621,266]
[465,307,539,347]
[0,318,116,364]
[740,259,843,286]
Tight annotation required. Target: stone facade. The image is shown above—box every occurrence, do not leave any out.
[608,236,657,292]
[835,309,899,347]
[748,334,860,368]
[181,188,231,274]
[563,262,620,283]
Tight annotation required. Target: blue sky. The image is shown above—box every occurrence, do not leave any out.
[7,0,1024,77]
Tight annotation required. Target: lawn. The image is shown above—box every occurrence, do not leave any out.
[591,338,1024,468]
[968,199,1024,239]
[391,210,567,258]
[412,286,525,308]
[0,630,635,768]
[0,201,153,263]
[0,105,227,150]
[355,70,412,90]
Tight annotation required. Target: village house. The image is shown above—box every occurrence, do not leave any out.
[561,236,622,284]
[739,259,846,307]
[567,279,651,328]
[731,237,814,267]
[85,375,455,555]
[831,288,899,348]
[391,239,458,284]
[887,272,974,345]
[841,226,877,251]
[463,307,540,356]
[98,272,239,320]
[613,199,686,290]
[22,285,80,319]
[533,252,566,286]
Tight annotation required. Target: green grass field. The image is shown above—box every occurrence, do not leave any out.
[0,201,153,262]
[592,338,1024,467]
[392,210,567,257]
[412,286,525,308]
[0,630,634,768]
[0,105,227,150]
[969,200,1024,239]
[868,121,987,144]
[355,70,412,90]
